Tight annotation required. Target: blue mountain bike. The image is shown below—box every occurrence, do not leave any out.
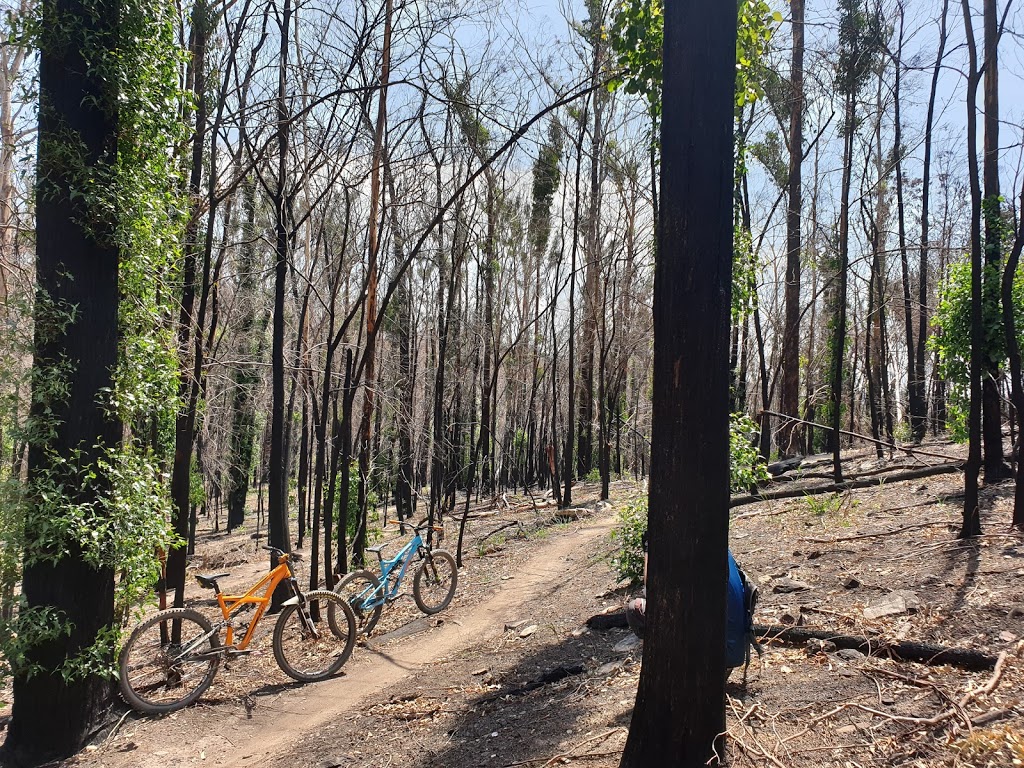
[334,520,458,636]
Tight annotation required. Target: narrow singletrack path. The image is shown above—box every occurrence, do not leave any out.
[82,513,617,768]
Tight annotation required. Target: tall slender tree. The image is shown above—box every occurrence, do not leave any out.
[981,0,1008,481]
[779,0,805,455]
[960,0,984,537]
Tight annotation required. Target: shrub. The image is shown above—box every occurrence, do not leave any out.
[610,412,769,585]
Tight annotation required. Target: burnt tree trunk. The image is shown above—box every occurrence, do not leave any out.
[960,0,983,538]
[981,0,1009,482]
[779,0,805,456]
[618,0,735,763]
[4,0,120,756]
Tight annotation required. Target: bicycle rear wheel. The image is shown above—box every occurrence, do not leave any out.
[413,549,458,614]
[334,569,383,636]
[273,590,356,682]
[119,607,220,714]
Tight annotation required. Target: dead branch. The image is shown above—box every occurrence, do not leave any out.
[755,624,999,671]
[730,462,963,508]
[478,521,523,544]
[586,609,630,630]
[800,520,954,544]
[760,410,962,463]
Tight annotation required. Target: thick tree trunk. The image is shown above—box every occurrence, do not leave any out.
[618,0,735,763]
[4,0,120,755]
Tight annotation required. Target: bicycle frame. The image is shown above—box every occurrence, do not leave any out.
[214,559,297,649]
[357,532,427,611]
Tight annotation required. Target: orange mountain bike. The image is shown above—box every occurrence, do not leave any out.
[119,546,356,714]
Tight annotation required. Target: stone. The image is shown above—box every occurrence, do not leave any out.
[999,631,1018,643]
[518,625,538,638]
[773,577,812,594]
[505,620,528,632]
[613,634,642,653]
[836,724,858,735]
[864,590,920,620]
[597,660,624,676]
[834,648,865,662]
[1009,605,1024,619]
[806,638,837,655]
[842,576,861,589]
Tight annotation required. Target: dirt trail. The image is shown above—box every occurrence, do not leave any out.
[81,513,617,768]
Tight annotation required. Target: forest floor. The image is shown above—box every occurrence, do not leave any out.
[8,437,1024,768]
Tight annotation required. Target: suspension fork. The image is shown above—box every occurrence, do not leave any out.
[286,576,322,636]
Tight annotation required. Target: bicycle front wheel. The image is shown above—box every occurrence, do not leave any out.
[273,590,356,682]
[334,569,383,636]
[413,549,458,614]
[119,607,221,715]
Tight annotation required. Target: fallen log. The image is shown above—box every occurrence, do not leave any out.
[730,462,963,508]
[477,664,585,704]
[587,610,630,630]
[754,624,998,671]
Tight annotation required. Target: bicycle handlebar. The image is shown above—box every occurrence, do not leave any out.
[262,545,302,562]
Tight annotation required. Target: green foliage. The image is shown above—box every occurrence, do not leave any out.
[611,495,647,583]
[804,491,844,517]
[0,0,187,686]
[732,224,758,319]
[608,0,663,118]
[730,412,770,490]
[609,0,780,119]
[835,0,885,100]
[0,605,72,681]
[611,413,769,582]
[338,465,382,561]
[750,131,788,190]
[529,121,563,256]
[931,249,1024,441]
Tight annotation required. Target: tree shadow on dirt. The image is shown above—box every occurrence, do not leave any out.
[409,626,634,767]
[409,623,761,768]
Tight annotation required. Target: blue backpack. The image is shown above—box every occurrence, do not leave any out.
[726,550,762,673]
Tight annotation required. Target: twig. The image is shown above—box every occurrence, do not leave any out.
[536,728,627,768]
[959,651,1009,708]
[100,709,135,746]
[801,521,953,544]
[728,696,790,768]
[971,707,1018,727]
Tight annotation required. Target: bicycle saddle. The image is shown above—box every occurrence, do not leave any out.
[195,573,229,590]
